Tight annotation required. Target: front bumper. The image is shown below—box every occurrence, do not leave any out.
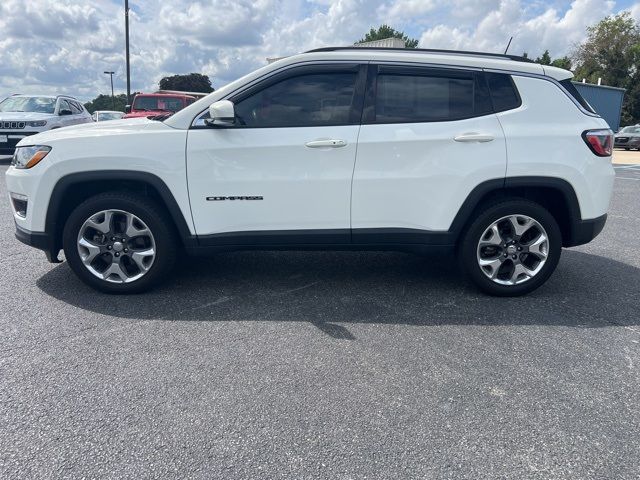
[0,131,38,155]
[15,224,61,263]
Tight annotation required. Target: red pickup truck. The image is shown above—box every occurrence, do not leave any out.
[123,91,204,119]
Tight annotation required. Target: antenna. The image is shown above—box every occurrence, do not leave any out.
[504,36,513,55]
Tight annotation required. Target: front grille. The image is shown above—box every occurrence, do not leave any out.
[0,121,26,130]
[0,131,37,155]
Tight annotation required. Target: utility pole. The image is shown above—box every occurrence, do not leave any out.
[104,71,115,110]
[125,0,131,104]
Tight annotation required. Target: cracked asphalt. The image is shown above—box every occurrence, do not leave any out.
[1,159,639,479]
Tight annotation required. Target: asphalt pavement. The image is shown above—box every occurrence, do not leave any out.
[1,158,639,479]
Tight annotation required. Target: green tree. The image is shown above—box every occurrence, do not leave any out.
[535,50,552,65]
[572,11,640,124]
[84,93,130,113]
[532,49,572,70]
[159,73,214,93]
[357,24,419,48]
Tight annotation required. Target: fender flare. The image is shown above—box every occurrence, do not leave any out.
[45,170,196,247]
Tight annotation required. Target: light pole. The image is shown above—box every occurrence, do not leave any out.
[124,0,131,105]
[104,71,115,110]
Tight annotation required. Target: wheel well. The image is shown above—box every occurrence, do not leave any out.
[464,185,576,246]
[48,178,187,252]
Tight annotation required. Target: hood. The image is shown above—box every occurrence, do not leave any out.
[0,111,55,121]
[16,117,168,147]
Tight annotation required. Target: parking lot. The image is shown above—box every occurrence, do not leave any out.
[0,155,639,478]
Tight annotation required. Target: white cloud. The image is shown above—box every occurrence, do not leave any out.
[0,0,633,102]
[419,0,616,58]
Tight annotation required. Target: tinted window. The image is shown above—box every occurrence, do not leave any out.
[560,79,596,114]
[234,72,357,128]
[373,72,490,123]
[485,73,521,112]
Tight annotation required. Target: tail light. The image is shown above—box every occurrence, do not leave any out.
[582,129,613,157]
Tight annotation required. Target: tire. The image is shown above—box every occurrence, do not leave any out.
[63,192,178,293]
[458,199,562,296]
[625,148,630,151]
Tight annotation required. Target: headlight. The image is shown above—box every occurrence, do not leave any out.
[26,120,47,127]
[11,145,51,169]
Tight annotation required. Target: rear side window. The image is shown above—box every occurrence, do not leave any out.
[485,73,521,112]
[372,70,492,123]
[559,79,596,114]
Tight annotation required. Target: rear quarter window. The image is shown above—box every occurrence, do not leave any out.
[485,73,522,113]
[559,79,596,114]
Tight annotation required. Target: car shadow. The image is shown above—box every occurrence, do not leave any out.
[36,249,640,338]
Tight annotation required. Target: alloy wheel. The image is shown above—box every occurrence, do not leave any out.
[476,214,549,285]
[76,209,156,283]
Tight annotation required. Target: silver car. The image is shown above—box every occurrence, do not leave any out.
[614,125,640,150]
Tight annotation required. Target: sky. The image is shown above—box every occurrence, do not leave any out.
[1,0,639,102]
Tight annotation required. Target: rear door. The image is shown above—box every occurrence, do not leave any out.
[351,64,507,242]
[186,64,366,244]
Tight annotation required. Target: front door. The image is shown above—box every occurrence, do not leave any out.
[186,64,365,245]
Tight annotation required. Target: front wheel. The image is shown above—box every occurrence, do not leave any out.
[459,200,562,296]
[63,192,177,293]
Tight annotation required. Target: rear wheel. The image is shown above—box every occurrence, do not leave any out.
[459,199,562,296]
[63,192,177,293]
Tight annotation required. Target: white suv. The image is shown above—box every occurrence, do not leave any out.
[0,94,92,155]
[5,48,615,296]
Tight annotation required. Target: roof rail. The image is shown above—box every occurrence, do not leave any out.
[305,46,534,63]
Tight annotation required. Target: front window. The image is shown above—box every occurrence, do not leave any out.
[133,96,183,112]
[233,72,358,127]
[0,96,56,114]
[98,112,123,121]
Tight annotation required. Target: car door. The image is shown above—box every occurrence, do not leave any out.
[351,64,507,243]
[186,64,366,245]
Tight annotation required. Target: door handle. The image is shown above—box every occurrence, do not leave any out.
[454,133,495,143]
[305,139,347,148]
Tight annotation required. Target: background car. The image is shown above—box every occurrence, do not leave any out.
[0,94,92,155]
[123,93,197,119]
[92,110,125,122]
[614,124,640,150]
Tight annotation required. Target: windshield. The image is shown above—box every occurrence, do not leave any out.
[0,96,56,114]
[133,96,184,112]
[99,112,123,121]
[619,126,640,134]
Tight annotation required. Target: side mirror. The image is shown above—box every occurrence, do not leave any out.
[206,100,235,127]
[125,105,131,113]
[59,109,73,116]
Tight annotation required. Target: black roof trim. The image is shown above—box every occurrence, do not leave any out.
[305,47,534,64]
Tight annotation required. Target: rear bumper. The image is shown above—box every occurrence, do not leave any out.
[15,224,61,263]
[567,214,607,247]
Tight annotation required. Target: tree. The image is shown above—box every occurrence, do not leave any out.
[533,49,572,70]
[572,12,640,125]
[159,73,214,93]
[357,24,419,48]
[84,93,130,113]
[535,50,552,65]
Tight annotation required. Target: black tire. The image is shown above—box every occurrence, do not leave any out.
[458,199,562,296]
[63,192,178,293]
[625,147,630,151]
